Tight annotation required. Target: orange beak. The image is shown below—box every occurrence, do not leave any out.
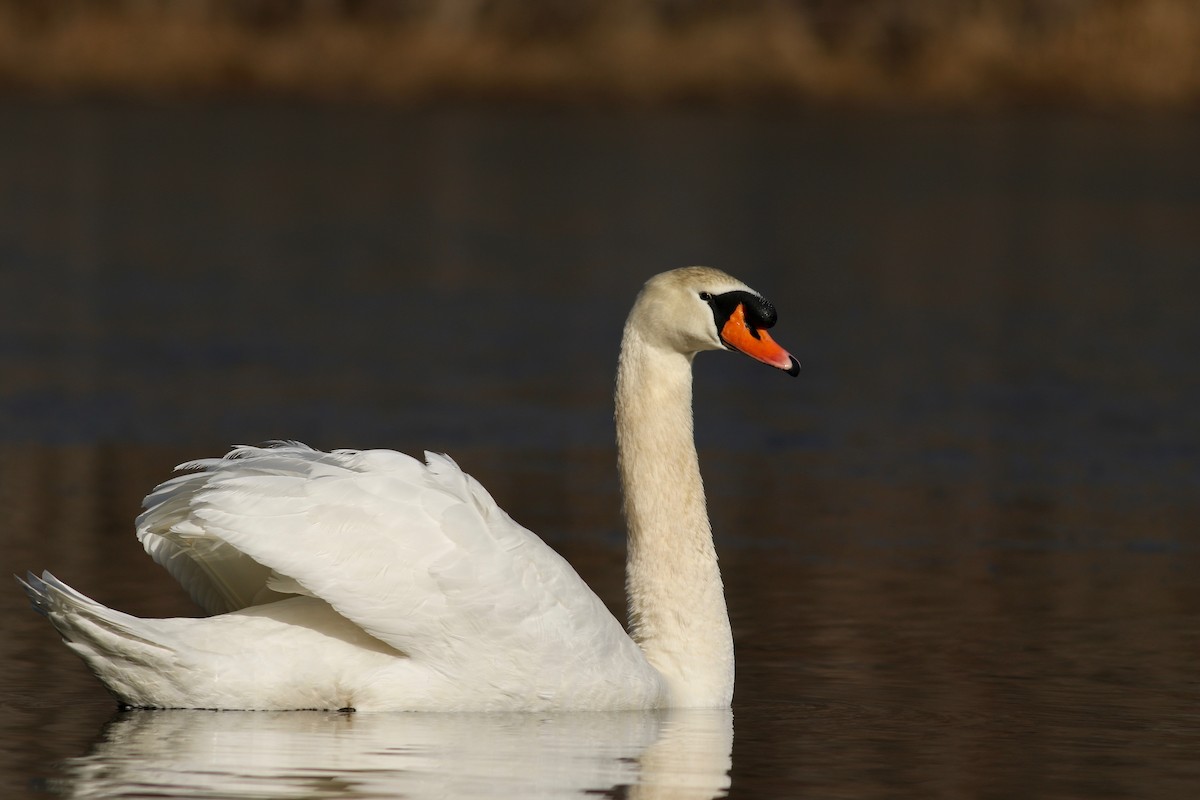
[720,303,800,376]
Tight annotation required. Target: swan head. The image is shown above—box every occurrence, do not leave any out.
[629,267,800,376]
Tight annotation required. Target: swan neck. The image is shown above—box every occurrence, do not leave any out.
[615,325,734,708]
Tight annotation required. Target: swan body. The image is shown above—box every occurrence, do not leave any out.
[20,267,797,711]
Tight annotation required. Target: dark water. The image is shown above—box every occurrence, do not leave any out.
[1,102,1198,798]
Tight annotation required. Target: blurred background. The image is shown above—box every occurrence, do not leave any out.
[1,0,1199,106]
[1,2,1199,798]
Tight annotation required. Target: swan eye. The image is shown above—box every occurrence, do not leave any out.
[699,292,713,303]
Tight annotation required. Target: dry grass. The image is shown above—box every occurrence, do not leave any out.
[1,0,1198,108]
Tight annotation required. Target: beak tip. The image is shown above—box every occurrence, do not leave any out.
[786,357,800,377]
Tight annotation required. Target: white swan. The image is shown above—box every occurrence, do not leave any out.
[19,267,798,711]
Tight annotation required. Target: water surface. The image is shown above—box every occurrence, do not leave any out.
[1,102,1198,798]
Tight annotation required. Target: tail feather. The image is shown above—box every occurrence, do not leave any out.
[17,571,161,645]
[16,571,182,704]
[16,570,55,618]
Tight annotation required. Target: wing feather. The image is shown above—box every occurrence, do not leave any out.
[137,443,658,697]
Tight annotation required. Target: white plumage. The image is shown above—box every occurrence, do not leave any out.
[19,267,797,711]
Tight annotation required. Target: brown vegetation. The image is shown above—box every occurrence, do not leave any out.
[1,0,1198,107]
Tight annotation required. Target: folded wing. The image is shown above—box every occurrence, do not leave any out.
[137,443,659,696]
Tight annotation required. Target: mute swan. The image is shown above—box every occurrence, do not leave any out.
[19,267,798,711]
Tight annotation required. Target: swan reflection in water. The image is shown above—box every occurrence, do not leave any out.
[56,708,733,799]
